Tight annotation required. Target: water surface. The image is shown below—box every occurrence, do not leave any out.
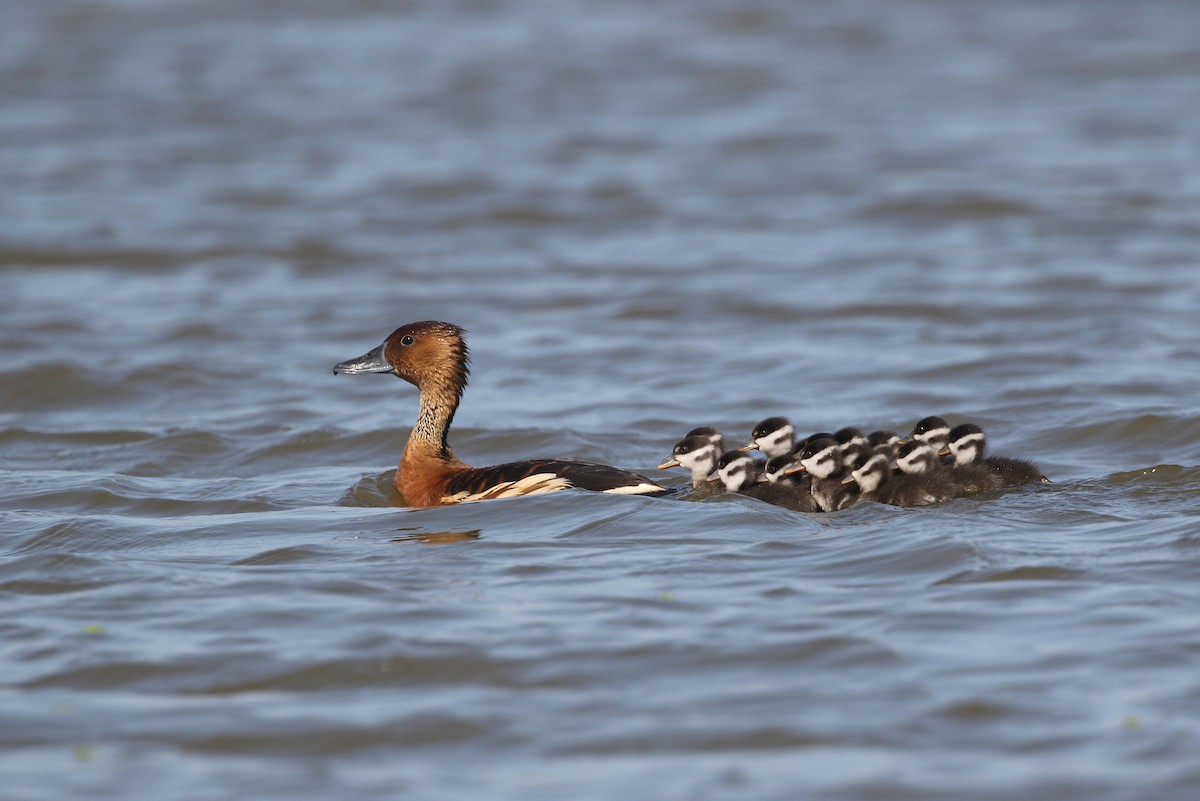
[3,1,1200,799]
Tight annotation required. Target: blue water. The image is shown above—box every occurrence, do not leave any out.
[3,2,1200,799]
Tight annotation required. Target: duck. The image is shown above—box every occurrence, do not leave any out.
[895,440,995,500]
[658,432,723,489]
[740,416,797,460]
[786,437,859,512]
[841,441,958,506]
[334,321,668,507]
[763,454,806,486]
[684,426,725,452]
[945,423,1049,487]
[841,447,893,505]
[711,451,819,513]
[867,430,903,467]
[833,427,870,467]
[910,415,952,452]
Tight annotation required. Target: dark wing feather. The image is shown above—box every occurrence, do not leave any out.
[443,459,666,501]
[540,460,665,493]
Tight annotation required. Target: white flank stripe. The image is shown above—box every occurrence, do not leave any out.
[603,482,664,495]
[442,474,573,504]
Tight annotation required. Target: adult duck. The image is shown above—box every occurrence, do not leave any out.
[334,321,667,506]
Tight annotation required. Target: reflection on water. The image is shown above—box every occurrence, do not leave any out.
[391,528,483,545]
[3,1,1200,800]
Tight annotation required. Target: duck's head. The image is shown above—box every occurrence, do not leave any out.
[685,426,725,453]
[895,441,939,475]
[334,321,470,392]
[796,436,841,479]
[710,450,761,493]
[843,449,890,493]
[910,415,951,450]
[740,416,795,459]
[659,433,722,485]
[946,423,988,466]
[867,430,902,465]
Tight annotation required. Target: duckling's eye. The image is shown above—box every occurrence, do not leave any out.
[400,335,415,346]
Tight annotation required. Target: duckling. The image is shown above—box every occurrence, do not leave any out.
[740,416,797,459]
[841,447,893,504]
[334,321,668,506]
[945,423,1049,487]
[896,440,996,500]
[865,442,955,505]
[658,432,723,489]
[763,454,804,485]
[833,427,870,467]
[867,430,903,468]
[910,415,952,453]
[713,451,819,513]
[789,437,858,512]
[685,426,725,453]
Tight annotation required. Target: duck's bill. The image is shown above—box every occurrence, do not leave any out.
[737,441,758,452]
[937,447,952,457]
[657,457,681,470]
[333,343,393,375]
[782,463,807,475]
[841,476,857,486]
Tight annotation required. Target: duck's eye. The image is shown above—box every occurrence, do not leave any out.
[400,335,415,346]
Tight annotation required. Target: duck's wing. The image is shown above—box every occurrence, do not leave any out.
[441,459,668,504]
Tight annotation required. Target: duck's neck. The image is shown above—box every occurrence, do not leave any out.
[404,373,468,467]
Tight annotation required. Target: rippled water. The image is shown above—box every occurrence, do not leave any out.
[4,1,1200,799]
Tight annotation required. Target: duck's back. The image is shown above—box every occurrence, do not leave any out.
[746,481,820,513]
[984,455,1049,487]
[879,472,959,507]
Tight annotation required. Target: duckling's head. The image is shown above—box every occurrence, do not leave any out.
[834,427,868,450]
[741,416,795,459]
[711,450,761,493]
[685,426,726,453]
[946,423,988,466]
[763,454,800,484]
[896,441,939,475]
[910,415,951,449]
[334,321,470,395]
[867,430,902,464]
[835,429,868,468]
[844,449,890,494]
[797,437,841,479]
[659,433,722,486]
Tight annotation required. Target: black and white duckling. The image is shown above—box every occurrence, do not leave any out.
[763,454,805,486]
[740,416,797,460]
[897,440,997,499]
[658,432,723,489]
[763,453,818,509]
[910,415,952,453]
[841,447,894,505]
[788,437,858,512]
[859,444,970,507]
[713,451,819,513]
[867,430,903,468]
[833,427,870,467]
[945,423,1049,487]
[685,426,725,453]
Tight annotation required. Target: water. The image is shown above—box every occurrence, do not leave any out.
[3,1,1200,799]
